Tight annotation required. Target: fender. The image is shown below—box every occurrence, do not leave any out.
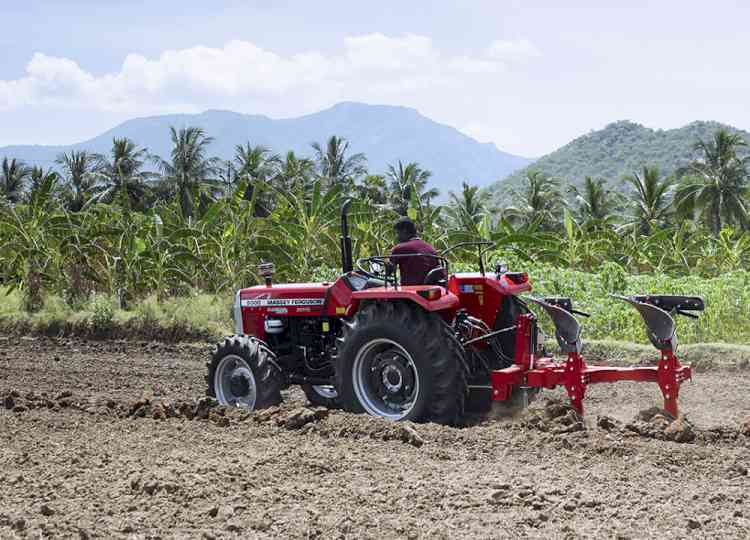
[352,286,460,312]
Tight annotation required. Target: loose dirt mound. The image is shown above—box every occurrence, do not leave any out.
[624,407,697,443]
[597,407,750,444]
[1,388,429,447]
[521,398,585,434]
[297,410,427,447]
[0,389,236,426]
[1,388,85,415]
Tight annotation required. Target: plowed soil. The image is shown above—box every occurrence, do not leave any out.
[1,336,749,539]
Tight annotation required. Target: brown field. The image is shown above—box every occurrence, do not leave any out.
[1,336,749,539]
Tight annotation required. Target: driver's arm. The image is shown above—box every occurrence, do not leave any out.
[386,244,402,277]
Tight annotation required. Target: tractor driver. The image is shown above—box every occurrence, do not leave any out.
[388,217,440,286]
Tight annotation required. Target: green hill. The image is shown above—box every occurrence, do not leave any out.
[487,120,750,203]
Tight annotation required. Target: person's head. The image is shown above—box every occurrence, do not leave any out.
[394,216,418,243]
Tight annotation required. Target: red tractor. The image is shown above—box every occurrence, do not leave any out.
[207,201,702,425]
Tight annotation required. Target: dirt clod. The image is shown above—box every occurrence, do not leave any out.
[597,415,622,431]
[3,395,15,409]
[626,408,696,443]
[523,398,584,434]
[664,416,696,443]
[398,424,425,447]
[275,406,328,429]
[193,397,217,420]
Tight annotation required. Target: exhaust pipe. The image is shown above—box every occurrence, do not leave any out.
[340,199,353,273]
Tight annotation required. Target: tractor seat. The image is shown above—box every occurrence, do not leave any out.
[423,267,447,286]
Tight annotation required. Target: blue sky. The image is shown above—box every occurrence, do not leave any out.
[2,0,750,156]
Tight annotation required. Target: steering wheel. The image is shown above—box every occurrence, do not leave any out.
[356,256,396,283]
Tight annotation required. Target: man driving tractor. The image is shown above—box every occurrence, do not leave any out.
[389,216,440,285]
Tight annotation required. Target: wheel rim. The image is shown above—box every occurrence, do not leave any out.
[312,385,338,399]
[352,338,419,420]
[214,354,257,409]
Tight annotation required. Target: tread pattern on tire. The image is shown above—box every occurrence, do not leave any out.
[335,301,469,426]
[206,335,283,409]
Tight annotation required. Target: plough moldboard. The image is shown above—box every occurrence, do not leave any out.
[490,295,704,417]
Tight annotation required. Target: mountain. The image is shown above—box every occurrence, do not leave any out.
[0,102,532,197]
[486,120,750,202]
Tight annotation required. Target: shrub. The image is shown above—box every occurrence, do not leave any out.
[90,294,115,331]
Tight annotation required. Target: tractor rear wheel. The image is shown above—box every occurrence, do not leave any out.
[206,336,283,410]
[335,302,468,425]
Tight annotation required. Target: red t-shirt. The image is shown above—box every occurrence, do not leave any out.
[390,238,439,285]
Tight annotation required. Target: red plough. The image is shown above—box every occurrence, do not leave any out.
[491,295,703,417]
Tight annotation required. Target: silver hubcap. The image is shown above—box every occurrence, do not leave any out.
[352,338,419,420]
[214,354,257,409]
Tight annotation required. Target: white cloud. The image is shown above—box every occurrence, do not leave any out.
[486,39,541,62]
[0,35,541,115]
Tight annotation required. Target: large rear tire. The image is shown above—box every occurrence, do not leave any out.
[335,302,468,425]
[206,336,283,410]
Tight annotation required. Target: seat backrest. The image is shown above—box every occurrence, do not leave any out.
[423,266,447,286]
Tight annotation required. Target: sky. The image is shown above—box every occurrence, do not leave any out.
[2,0,750,157]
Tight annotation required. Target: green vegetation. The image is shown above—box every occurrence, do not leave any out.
[1,125,750,345]
[488,120,750,202]
[3,263,748,346]
[0,287,232,340]
[527,264,750,344]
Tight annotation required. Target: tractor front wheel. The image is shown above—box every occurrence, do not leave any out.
[206,336,283,410]
[336,302,468,425]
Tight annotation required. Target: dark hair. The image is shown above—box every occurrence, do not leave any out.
[394,216,417,237]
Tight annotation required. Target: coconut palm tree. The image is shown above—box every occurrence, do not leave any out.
[312,135,366,191]
[26,167,62,208]
[675,129,750,235]
[445,182,488,236]
[233,144,279,192]
[56,150,100,212]
[568,176,621,230]
[1,157,31,204]
[386,161,439,217]
[503,171,563,231]
[621,166,675,234]
[277,151,315,193]
[230,143,280,216]
[155,127,222,220]
[355,174,389,205]
[91,138,154,210]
